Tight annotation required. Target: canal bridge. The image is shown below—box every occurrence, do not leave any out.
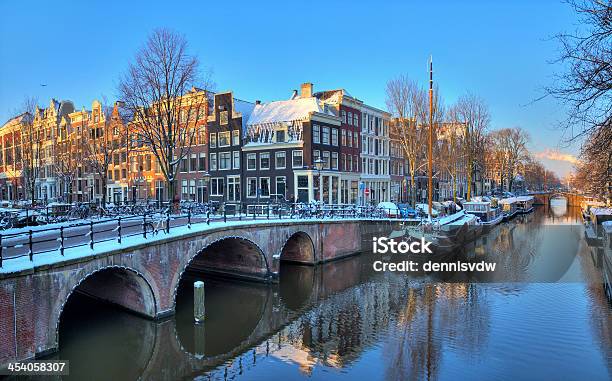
[529,192,586,207]
[0,218,390,367]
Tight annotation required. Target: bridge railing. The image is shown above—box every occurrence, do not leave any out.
[0,203,410,268]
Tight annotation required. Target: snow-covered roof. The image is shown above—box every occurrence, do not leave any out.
[516,196,534,201]
[247,97,330,126]
[591,207,612,216]
[232,98,255,132]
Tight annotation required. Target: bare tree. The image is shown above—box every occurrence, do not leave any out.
[118,28,211,206]
[575,118,612,200]
[81,99,128,204]
[548,0,612,143]
[489,127,530,193]
[386,75,443,205]
[15,97,39,205]
[454,94,490,200]
[55,128,82,203]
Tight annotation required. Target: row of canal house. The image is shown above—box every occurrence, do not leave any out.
[206,83,394,208]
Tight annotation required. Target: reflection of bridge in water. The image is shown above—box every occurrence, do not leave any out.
[53,256,394,380]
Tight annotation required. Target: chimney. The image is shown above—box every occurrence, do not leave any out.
[255,100,261,105]
[290,90,298,100]
[300,83,313,98]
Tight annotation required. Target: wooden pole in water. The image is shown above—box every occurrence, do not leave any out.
[194,281,205,323]
[428,56,434,219]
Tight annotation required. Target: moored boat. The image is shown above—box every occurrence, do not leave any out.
[581,199,606,221]
[463,200,503,231]
[516,196,535,214]
[499,198,519,221]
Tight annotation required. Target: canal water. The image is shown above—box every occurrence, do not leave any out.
[51,203,611,381]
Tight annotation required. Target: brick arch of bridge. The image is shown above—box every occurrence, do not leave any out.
[171,232,272,308]
[52,265,160,353]
[277,229,318,264]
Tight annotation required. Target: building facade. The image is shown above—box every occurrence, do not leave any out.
[360,104,391,204]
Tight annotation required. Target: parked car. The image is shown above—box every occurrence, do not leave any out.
[397,203,417,218]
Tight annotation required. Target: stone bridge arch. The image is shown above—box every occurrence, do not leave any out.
[278,230,317,264]
[52,265,159,353]
[171,231,274,309]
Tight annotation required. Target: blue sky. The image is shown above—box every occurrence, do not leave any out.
[0,0,580,176]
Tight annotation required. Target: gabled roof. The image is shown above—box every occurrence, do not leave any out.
[247,97,332,126]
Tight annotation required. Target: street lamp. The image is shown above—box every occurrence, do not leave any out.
[314,158,324,202]
[201,171,211,203]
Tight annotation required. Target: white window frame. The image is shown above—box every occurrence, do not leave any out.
[292,150,303,168]
[247,177,258,198]
[219,151,231,170]
[259,177,270,198]
[260,152,270,170]
[275,151,286,169]
[233,151,240,169]
[322,127,330,145]
[210,133,217,148]
[218,131,231,147]
[210,152,217,171]
[232,130,240,146]
[313,124,320,144]
[247,153,257,170]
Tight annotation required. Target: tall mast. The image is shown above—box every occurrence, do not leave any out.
[428,56,434,219]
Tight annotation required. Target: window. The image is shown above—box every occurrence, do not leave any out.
[354,132,358,148]
[219,152,231,170]
[297,175,309,202]
[341,153,346,171]
[210,133,217,148]
[275,151,286,169]
[210,153,217,171]
[232,130,240,145]
[313,149,320,163]
[322,127,330,145]
[190,155,197,172]
[233,151,240,169]
[218,131,230,147]
[121,169,127,179]
[198,153,206,171]
[348,112,353,125]
[313,124,320,144]
[247,153,257,170]
[247,177,257,198]
[331,128,338,146]
[275,176,286,198]
[227,176,240,201]
[353,113,359,127]
[348,155,353,172]
[276,130,286,143]
[182,180,188,200]
[210,177,224,196]
[332,152,338,170]
[341,129,346,146]
[292,150,303,168]
[259,177,270,197]
[341,110,347,124]
[323,151,330,169]
[189,180,196,201]
[180,157,188,172]
[260,152,270,170]
[347,131,353,147]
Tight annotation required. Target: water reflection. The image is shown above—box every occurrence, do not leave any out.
[46,205,611,381]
